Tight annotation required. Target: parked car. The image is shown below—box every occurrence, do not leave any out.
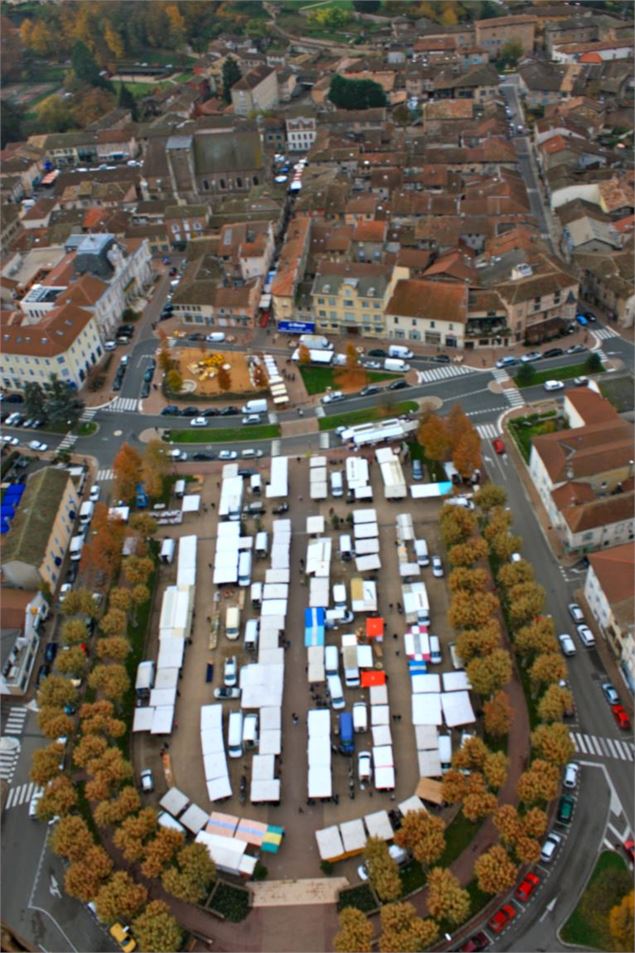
[272,503,289,514]
[362,360,382,370]
[542,347,564,359]
[190,417,208,427]
[601,681,619,705]
[89,484,100,502]
[573,377,589,387]
[544,380,565,392]
[192,452,216,461]
[514,872,541,903]
[558,633,576,657]
[140,769,154,793]
[28,440,48,451]
[431,354,451,364]
[214,686,241,700]
[241,448,264,459]
[201,408,220,417]
[181,406,199,416]
[220,406,240,416]
[167,448,188,461]
[367,348,387,357]
[187,332,204,341]
[224,656,238,687]
[359,385,381,397]
[488,903,517,934]
[457,932,490,952]
[140,381,150,398]
[541,832,563,863]
[109,923,136,953]
[563,762,580,789]
[568,603,585,624]
[161,405,180,416]
[143,366,154,383]
[612,704,631,731]
[521,351,541,363]
[36,663,50,688]
[431,556,444,578]
[566,344,587,354]
[492,437,505,455]
[412,458,423,480]
[321,391,344,405]
[44,642,58,664]
[496,356,518,369]
[557,794,575,825]
[218,450,238,460]
[388,379,409,390]
[357,751,372,785]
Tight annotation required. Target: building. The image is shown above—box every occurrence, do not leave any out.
[0,589,48,696]
[311,262,396,338]
[218,221,275,280]
[1,467,79,591]
[272,215,311,324]
[231,65,279,116]
[474,14,537,56]
[164,204,210,248]
[385,277,467,348]
[171,255,262,329]
[584,542,635,692]
[286,115,317,153]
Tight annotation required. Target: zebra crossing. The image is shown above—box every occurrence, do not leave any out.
[97,468,114,482]
[416,364,477,384]
[572,731,634,762]
[106,397,138,413]
[476,423,501,440]
[5,782,41,811]
[4,706,28,737]
[81,407,98,421]
[56,433,78,451]
[492,368,525,408]
[0,744,20,782]
[594,326,621,340]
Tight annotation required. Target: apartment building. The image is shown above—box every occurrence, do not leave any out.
[231,65,279,116]
[0,589,48,697]
[584,542,635,691]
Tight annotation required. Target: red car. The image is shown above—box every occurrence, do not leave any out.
[623,839,634,863]
[458,932,490,952]
[488,903,517,934]
[612,704,631,731]
[514,872,541,902]
[492,437,506,455]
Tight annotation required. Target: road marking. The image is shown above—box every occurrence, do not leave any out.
[476,423,500,440]
[4,706,27,736]
[0,749,20,782]
[106,397,138,413]
[97,468,114,481]
[605,738,619,758]
[416,365,478,383]
[594,326,620,340]
[6,781,37,809]
[573,732,634,761]
[80,407,98,421]
[56,434,78,451]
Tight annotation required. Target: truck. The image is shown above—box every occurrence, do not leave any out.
[341,634,360,688]
[383,357,409,373]
[242,399,268,415]
[135,661,156,704]
[299,334,332,350]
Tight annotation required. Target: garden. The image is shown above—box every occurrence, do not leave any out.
[507,410,565,462]
[299,364,398,395]
[318,400,418,431]
[561,850,632,951]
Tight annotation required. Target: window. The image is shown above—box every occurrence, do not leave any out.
[343,299,354,307]
[319,310,326,317]
[317,298,324,304]
[328,297,335,306]
[393,317,399,324]
[430,321,435,328]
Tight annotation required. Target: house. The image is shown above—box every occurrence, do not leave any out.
[311,262,396,338]
[529,388,635,553]
[170,255,261,329]
[518,61,567,108]
[575,249,634,328]
[584,542,635,691]
[231,65,279,116]
[0,589,48,696]
[286,114,317,153]
[386,277,467,348]
[271,215,311,324]
[164,204,210,248]
[474,14,537,56]
[218,221,275,280]
[1,467,79,591]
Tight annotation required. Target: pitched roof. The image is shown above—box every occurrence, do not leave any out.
[532,419,634,483]
[564,388,620,427]
[1,302,94,358]
[1,468,73,567]
[560,490,635,533]
[232,64,275,92]
[386,279,468,323]
[193,130,263,175]
[588,541,635,606]
[0,587,40,630]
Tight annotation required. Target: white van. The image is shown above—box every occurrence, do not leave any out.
[243,713,259,749]
[244,618,260,653]
[250,473,262,496]
[339,534,353,561]
[330,471,344,498]
[325,645,339,676]
[352,701,368,733]
[238,551,252,587]
[225,606,241,641]
[333,584,347,608]
[250,582,263,608]
[242,399,268,415]
[449,641,464,670]
[174,479,186,499]
[429,635,442,665]
[414,539,430,567]
[160,538,176,564]
[438,734,452,773]
[227,711,244,758]
[388,345,414,359]
[79,501,94,527]
[255,531,269,558]
[69,534,84,562]
[327,673,345,710]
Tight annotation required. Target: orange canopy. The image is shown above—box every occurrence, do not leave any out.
[361,670,386,687]
[366,617,384,638]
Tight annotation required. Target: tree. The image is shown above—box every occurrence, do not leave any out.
[336,343,367,391]
[499,39,523,68]
[531,723,575,765]
[141,439,168,498]
[133,900,184,953]
[515,363,537,387]
[94,786,141,827]
[55,645,88,678]
[446,405,473,449]
[440,506,477,547]
[61,587,99,618]
[394,810,445,867]
[60,618,89,646]
[463,790,497,822]
[609,891,634,953]
[493,804,522,845]
[483,690,513,738]
[426,867,470,925]
[363,836,401,901]
[37,673,77,710]
[448,567,489,595]
[529,653,568,692]
[466,649,512,696]
[162,842,217,903]
[522,807,548,839]
[538,683,574,722]
[517,759,560,805]
[34,95,77,133]
[334,907,374,953]
[100,608,127,636]
[96,871,147,925]
[217,365,232,392]
[30,743,64,786]
[456,621,501,663]
[448,590,499,630]
[64,848,113,902]
[158,342,175,375]
[448,537,488,568]
[297,343,311,365]
[514,617,557,662]
[353,0,382,11]
[483,507,513,538]
[586,351,603,373]
[114,808,158,862]
[474,483,507,512]
[123,556,154,587]
[42,374,84,425]
[108,588,131,614]
[507,582,546,627]
[141,828,185,878]
[490,531,523,562]
[329,73,387,110]
[117,82,138,120]
[79,700,126,739]
[50,815,94,862]
[81,505,125,580]
[96,636,131,663]
[452,430,481,479]
[497,559,535,591]
[514,835,541,865]
[483,750,509,790]
[88,663,129,701]
[1,98,22,148]
[24,382,47,420]
[131,583,150,612]
[86,747,133,789]
[73,86,116,126]
[474,844,518,895]
[113,443,142,503]
[379,902,438,953]
[37,775,78,819]
[38,707,75,740]
[129,512,158,541]
[441,770,468,805]
[417,413,450,462]
[453,737,489,772]
[71,39,110,88]
[222,55,241,102]
[73,734,108,769]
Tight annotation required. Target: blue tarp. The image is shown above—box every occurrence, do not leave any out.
[408,660,428,675]
[304,626,325,648]
[304,607,326,627]
[0,506,15,520]
[3,484,25,500]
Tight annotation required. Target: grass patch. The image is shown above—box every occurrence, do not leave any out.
[514,361,603,388]
[507,410,562,462]
[439,811,482,868]
[406,440,446,482]
[399,860,426,896]
[299,364,398,395]
[114,79,170,98]
[75,779,101,842]
[207,881,250,922]
[72,421,98,437]
[561,850,631,950]
[337,883,378,913]
[466,879,492,918]
[600,373,634,413]
[118,547,158,752]
[318,401,418,431]
[165,424,280,444]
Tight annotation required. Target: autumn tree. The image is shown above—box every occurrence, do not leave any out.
[457,621,501,663]
[514,835,541,865]
[86,747,133,790]
[440,505,477,547]
[529,653,567,692]
[335,343,368,391]
[61,587,99,617]
[253,363,268,389]
[363,836,401,902]
[38,707,74,740]
[113,807,158,863]
[297,343,311,365]
[73,734,108,769]
[453,737,489,773]
[50,815,94,862]
[538,683,574,722]
[515,617,557,662]
[88,663,129,701]
[37,775,78,819]
[79,700,126,739]
[142,439,168,498]
[61,618,89,646]
[379,902,438,953]
[123,556,154,586]
[448,537,489,568]
[129,512,158,541]
[609,891,634,953]
[95,636,131,663]
[133,900,184,953]
[108,586,131,614]
[55,645,88,678]
[94,786,141,828]
[30,743,64,786]
[64,847,113,903]
[493,804,522,846]
[394,810,445,867]
[166,368,183,393]
[474,844,518,895]
[474,483,507,512]
[426,867,470,925]
[507,581,546,627]
[140,828,185,879]
[162,842,217,903]
[81,506,125,581]
[453,429,481,479]
[37,673,77,711]
[466,649,512,696]
[131,583,150,612]
[463,789,497,822]
[490,531,523,562]
[448,567,489,595]
[448,590,499,630]
[96,871,147,925]
[217,365,232,392]
[334,907,374,953]
[113,443,142,503]
[531,723,575,765]
[522,807,548,839]
[441,769,468,805]
[483,690,514,738]
[517,759,560,805]
[446,404,473,448]
[418,412,450,462]
[100,608,127,636]
[497,560,535,591]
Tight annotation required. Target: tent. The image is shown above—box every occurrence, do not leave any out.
[411,693,442,725]
[315,826,345,862]
[372,725,393,746]
[159,788,190,817]
[366,617,384,639]
[441,691,476,727]
[369,684,388,704]
[415,778,444,806]
[371,705,390,726]
[361,670,386,688]
[364,811,393,841]
[340,818,366,856]
[442,671,472,692]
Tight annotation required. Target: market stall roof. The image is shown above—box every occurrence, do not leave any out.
[340,818,366,854]
[201,704,223,731]
[259,729,282,755]
[200,730,225,755]
[159,787,190,817]
[234,818,268,845]
[372,724,393,746]
[417,749,442,777]
[442,671,472,692]
[206,812,239,838]
[306,515,325,535]
[369,683,388,703]
[132,707,154,732]
[362,670,386,688]
[415,777,444,805]
[308,764,332,799]
[366,617,384,639]
[411,693,442,725]
[411,673,441,694]
[375,766,396,790]
[441,691,476,727]
[315,826,345,861]
[204,754,229,781]
[373,745,395,768]
[149,687,177,707]
[250,780,281,802]
[207,776,232,801]
[151,705,175,735]
[180,803,208,834]
[364,810,393,840]
[181,494,200,513]
[252,754,276,781]
[399,795,426,816]
[371,705,390,726]
[415,725,439,750]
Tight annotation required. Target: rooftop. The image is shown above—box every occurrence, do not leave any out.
[588,541,635,607]
[1,468,74,568]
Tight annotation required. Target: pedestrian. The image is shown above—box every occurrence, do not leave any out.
[393,633,398,640]
[389,603,393,610]
[298,806,304,814]
[396,650,400,656]
[298,495,303,501]
[211,502,215,508]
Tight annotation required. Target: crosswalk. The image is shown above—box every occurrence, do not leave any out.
[5,782,41,811]
[594,326,621,340]
[416,365,477,383]
[57,433,77,451]
[572,732,634,762]
[81,407,98,421]
[97,468,114,482]
[0,744,20,782]
[492,368,526,408]
[476,423,501,440]
[106,397,138,413]
[4,706,28,737]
